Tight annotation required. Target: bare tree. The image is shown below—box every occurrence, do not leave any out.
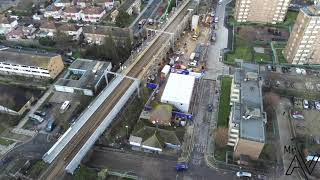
[213,127,228,149]
[264,92,280,108]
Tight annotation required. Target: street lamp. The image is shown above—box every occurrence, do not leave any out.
[125,125,129,136]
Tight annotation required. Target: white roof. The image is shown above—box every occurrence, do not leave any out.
[161,65,171,76]
[161,73,195,106]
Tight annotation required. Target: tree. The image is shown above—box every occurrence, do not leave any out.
[115,10,130,28]
[74,165,97,180]
[213,127,228,149]
[39,37,56,46]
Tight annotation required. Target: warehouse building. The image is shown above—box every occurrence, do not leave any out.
[54,58,112,96]
[161,73,195,113]
[0,46,64,79]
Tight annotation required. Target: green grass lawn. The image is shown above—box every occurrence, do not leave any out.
[225,35,253,64]
[217,77,232,128]
[0,137,14,146]
[276,49,287,64]
[282,11,299,27]
[214,146,233,161]
[254,52,272,63]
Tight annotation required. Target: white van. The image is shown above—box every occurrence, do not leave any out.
[236,171,252,177]
[60,101,71,111]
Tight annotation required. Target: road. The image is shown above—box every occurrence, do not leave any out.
[38,2,192,179]
[204,0,231,80]
[276,98,303,180]
[130,0,162,35]
[86,148,236,180]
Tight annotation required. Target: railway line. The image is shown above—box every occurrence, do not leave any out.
[39,2,191,179]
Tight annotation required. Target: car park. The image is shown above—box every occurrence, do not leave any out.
[236,171,252,178]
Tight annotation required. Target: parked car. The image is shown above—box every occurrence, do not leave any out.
[46,120,55,132]
[258,174,267,180]
[208,104,213,112]
[291,111,304,120]
[176,163,188,171]
[236,171,252,178]
[315,101,320,110]
[303,99,309,109]
[188,61,197,67]
[214,17,219,23]
[34,110,46,117]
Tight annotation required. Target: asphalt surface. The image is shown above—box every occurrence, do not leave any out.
[204,0,231,80]
[86,148,237,180]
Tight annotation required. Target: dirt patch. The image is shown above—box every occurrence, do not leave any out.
[237,26,289,43]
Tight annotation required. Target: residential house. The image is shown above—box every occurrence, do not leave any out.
[44,5,63,19]
[82,25,132,46]
[94,0,114,10]
[58,23,83,40]
[0,46,64,79]
[54,0,73,7]
[38,21,57,37]
[0,15,18,35]
[81,6,106,23]
[118,0,141,15]
[63,6,82,21]
[76,0,93,8]
[227,62,267,160]
[54,58,112,96]
[6,26,24,40]
[22,24,37,39]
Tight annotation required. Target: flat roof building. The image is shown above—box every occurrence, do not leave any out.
[54,58,112,96]
[228,62,266,160]
[234,0,291,24]
[284,5,320,64]
[161,73,195,113]
[0,46,64,79]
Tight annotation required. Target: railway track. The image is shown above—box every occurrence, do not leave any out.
[39,3,190,180]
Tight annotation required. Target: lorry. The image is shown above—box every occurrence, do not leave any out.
[191,15,200,40]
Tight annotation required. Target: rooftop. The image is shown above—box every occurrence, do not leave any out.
[303,5,320,16]
[119,0,137,12]
[82,6,104,14]
[64,6,81,14]
[55,58,111,90]
[233,62,266,143]
[0,47,60,68]
[40,21,56,30]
